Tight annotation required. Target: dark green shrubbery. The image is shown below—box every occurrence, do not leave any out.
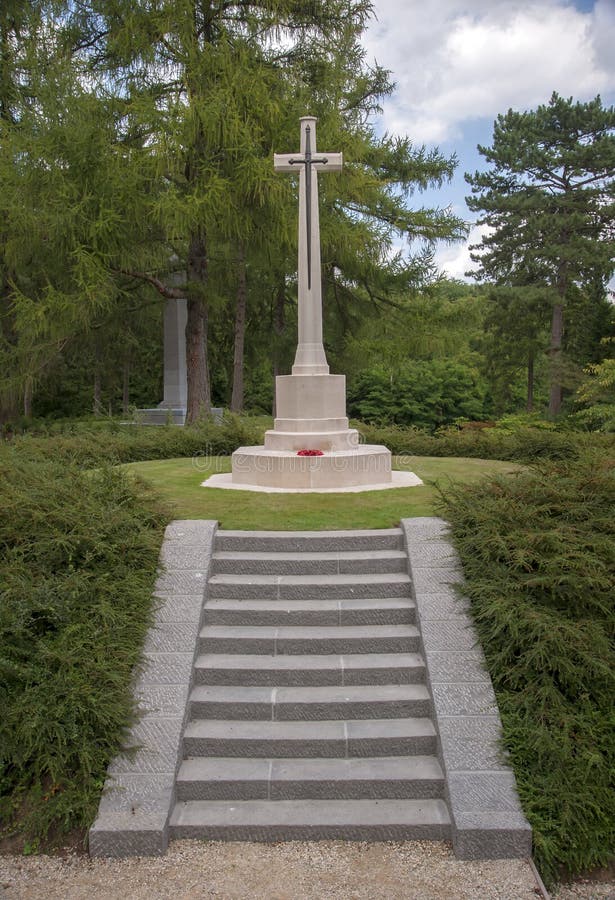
[8,413,614,471]
[347,361,490,429]
[358,421,614,464]
[8,414,264,468]
[440,450,615,884]
[0,448,169,845]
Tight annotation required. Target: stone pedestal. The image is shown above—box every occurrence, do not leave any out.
[231,370,392,488]
[232,443,392,489]
[264,374,359,452]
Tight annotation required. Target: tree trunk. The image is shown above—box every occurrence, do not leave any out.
[272,277,286,417]
[23,378,32,418]
[0,268,19,424]
[230,245,247,413]
[185,229,211,423]
[185,297,211,422]
[548,302,564,417]
[122,356,130,415]
[526,350,534,412]
[0,394,19,425]
[93,343,102,416]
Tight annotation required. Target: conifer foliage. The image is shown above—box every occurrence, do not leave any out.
[466,93,615,416]
[0,0,464,422]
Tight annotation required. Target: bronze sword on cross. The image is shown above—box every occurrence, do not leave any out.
[288,124,327,289]
[274,117,343,376]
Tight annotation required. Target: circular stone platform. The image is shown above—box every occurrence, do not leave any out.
[201,470,423,493]
[226,444,412,492]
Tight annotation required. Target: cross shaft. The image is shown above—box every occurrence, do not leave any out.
[274,117,343,375]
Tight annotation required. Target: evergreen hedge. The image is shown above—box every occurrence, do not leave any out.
[440,450,615,884]
[6,415,614,468]
[358,421,615,463]
[5,416,264,468]
[0,448,169,846]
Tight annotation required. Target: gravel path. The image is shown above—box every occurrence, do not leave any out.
[1,841,612,899]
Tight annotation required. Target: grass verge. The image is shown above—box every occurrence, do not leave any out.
[120,455,523,528]
[440,449,615,885]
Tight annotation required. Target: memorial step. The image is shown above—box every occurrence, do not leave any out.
[210,549,408,576]
[198,624,420,655]
[172,528,447,845]
[193,652,426,686]
[182,717,437,759]
[207,572,412,601]
[201,596,416,627]
[188,684,432,721]
[169,798,451,842]
[214,528,404,553]
[175,755,445,801]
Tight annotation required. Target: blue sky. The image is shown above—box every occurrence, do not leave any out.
[361,0,615,281]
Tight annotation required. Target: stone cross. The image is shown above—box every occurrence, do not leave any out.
[274,117,343,375]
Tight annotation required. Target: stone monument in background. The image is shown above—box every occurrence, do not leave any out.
[135,297,188,426]
[230,116,394,489]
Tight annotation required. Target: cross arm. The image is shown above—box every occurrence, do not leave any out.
[319,152,343,172]
[273,153,298,173]
[274,151,344,173]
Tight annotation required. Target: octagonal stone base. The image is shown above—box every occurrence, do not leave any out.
[231,445,392,490]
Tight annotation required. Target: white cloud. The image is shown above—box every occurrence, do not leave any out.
[364,1,615,143]
[433,223,493,281]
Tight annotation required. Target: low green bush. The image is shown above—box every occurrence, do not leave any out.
[8,414,265,468]
[347,360,490,429]
[6,414,614,470]
[0,449,169,844]
[357,421,613,463]
[491,412,558,431]
[440,450,615,884]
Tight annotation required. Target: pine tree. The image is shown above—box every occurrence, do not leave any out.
[466,93,615,416]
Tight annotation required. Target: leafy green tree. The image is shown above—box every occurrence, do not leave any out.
[348,358,489,430]
[572,335,615,432]
[65,0,466,421]
[479,285,552,414]
[0,48,137,419]
[466,93,615,416]
[2,2,465,422]
[0,1,49,421]
[338,280,483,384]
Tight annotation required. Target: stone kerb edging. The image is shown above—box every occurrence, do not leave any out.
[401,517,532,859]
[89,520,218,857]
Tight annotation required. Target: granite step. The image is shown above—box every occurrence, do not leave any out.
[207,572,412,601]
[201,597,416,627]
[182,718,437,758]
[214,528,404,554]
[175,755,445,801]
[198,624,420,655]
[193,652,426,686]
[210,550,408,576]
[188,684,432,720]
[176,528,446,847]
[169,798,451,842]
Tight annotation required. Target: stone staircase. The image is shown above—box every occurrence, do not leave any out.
[169,528,451,841]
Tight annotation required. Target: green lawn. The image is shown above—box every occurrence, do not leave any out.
[122,455,523,530]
